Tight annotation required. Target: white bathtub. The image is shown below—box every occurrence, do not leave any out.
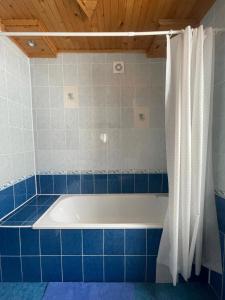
[33,194,168,229]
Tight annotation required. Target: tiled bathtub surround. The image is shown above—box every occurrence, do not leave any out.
[0,226,162,282]
[0,176,36,220]
[210,194,225,300]
[31,53,166,174]
[36,173,168,195]
[0,37,35,188]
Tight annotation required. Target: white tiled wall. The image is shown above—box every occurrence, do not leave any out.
[31,53,166,174]
[202,0,225,194]
[0,37,35,187]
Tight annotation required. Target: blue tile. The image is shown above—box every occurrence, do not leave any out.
[0,186,14,219]
[210,271,222,299]
[126,256,146,282]
[189,265,209,283]
[62,256,82,281]
[1,257,22,282]
[135,174,148,193]
[104,229,124,255]
[40,175,53,194]
[148,174,162,193]
[104,256,124,282]
[146,256,156,282]
[67,175,80,194]
[83,229,103,255]
[22,256,41,281]
[40,230,61,255]
[147,229,162,255]
[14,180,26,208]
[81,175,94,194]
[108,174,121,193]
[162,174,169,193]
[125,229,146,255]
[26,176,36,199]
[36,175,41,194]
[220,232,224,264]
[53,175,67,194]
[41,256,62,282]
[5,205,37,223]
[61,230,82,255]
[83,256,103,282]
[94,174,107,193]
[0,228,20,255]
[122,174,134,193]
[20,228,40,255]
[216,195,225,233]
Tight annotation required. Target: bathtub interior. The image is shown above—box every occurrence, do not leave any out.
[33,194,168,229]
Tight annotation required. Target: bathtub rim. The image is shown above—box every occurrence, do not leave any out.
[32,193,168,230]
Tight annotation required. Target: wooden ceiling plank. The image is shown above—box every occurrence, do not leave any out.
[77,0,98,19]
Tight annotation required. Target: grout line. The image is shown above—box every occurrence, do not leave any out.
[60,229,63,282]
[103,229,105,282]
[19,228,23,281]
[145,228,147,282]
[81,229,84,281]
[0,255,2,282]
[124,229,126,282]
[39,230,43,282]
[0,192,37,222]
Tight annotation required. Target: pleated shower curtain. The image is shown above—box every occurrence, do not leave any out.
[157,26,222,285]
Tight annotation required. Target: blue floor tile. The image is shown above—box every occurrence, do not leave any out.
[0,283,47,300]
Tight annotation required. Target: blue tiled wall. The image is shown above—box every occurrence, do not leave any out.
[0,176,36,220]
[0,228,162,282]
[209,194,225,299]
[36,173,168,195]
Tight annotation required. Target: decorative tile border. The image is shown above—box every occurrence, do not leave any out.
[0,174,36,192]
[36,173,169,195]
[0,176,36,220]
[36,169,167,175]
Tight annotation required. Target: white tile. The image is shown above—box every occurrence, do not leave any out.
[63,64,77,85]
[92,107,107,128]
[0,97,8,128]
[49,65,63,86]
[106,107,120,128]
[50,109,65,129]
[62,53,77,64]
[92,64,107,85]
[31,64,49,86]
[65,109,78,129]
[23,129,34,152]
[32,87,50,109]
[36,109,51,130]
[92,86,107,106]
[49,86,64,108]
[78,86,93,106]
[121,107,134,128]
[66,130,79,149]
[77,64,92,85]
[8,101,23,128]
[106,86,121,106]
[79,107,93,128]
[0,155,13,186]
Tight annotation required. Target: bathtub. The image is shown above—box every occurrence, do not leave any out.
[33,194,168,229]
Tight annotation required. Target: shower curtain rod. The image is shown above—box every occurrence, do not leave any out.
[0,30,183,37]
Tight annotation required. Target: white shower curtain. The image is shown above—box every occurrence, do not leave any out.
[157,26,222,285]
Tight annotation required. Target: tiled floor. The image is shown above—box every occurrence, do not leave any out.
[0,282,217,300]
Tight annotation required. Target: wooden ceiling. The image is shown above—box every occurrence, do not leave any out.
[0,0,215,58]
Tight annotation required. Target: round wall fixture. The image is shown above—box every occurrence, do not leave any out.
[27,40,36,47]
[113,61,124,73]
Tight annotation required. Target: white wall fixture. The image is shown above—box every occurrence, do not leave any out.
[134,106,150,128]
[113,61,124,73]
[64,86,79,108]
